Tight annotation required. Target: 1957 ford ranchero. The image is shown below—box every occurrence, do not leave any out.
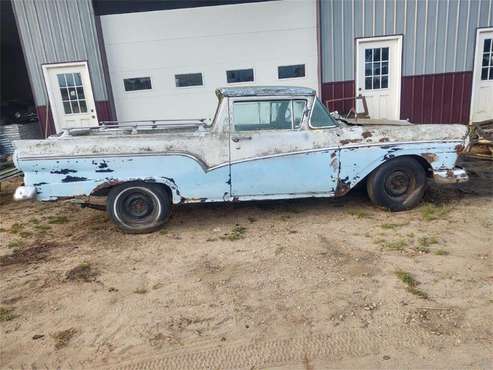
[13,86,469,233]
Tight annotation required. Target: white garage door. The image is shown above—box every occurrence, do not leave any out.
[100,0,319,122]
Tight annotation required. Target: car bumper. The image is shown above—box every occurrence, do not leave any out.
[433,168,469,185]
[13,186,36,201]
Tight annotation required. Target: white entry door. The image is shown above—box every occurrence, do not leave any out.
[471,28,493,123]
[356,36,402,120]
[42,62,98,132]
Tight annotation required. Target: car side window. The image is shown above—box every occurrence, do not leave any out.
[234,100,305,131]
[310,98,337,128]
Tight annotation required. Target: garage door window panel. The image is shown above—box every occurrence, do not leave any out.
[124,77,152,91]
[227,69,254,83]
[175,73,203,87]
[57,72,87,115]
[278,64,305,79]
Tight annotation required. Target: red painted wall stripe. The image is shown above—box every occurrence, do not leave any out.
[322,71,472,124]
[35,101,113,138]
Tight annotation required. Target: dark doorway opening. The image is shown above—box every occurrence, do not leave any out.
[1,0,40,156]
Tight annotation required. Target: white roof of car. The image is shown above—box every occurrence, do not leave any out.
[216,86,316,97]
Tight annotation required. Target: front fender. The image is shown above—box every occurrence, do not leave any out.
[337,141,462,194]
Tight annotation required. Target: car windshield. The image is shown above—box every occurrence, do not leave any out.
[310,98,338,128]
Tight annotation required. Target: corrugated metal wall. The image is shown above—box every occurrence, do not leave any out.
[321,0,493,83]
[11,0,108,106]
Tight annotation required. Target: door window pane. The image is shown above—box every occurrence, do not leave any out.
[481,39,493,80]
[57,72,88,115]
[79,100,87,113]
[66,73,74,86]
[71,101,80,114]
[381,76,388,89]
[63,102,71,114]
[363,47,389,89]
[57,74,67,87]
[234,100,296,131]
[74,73,82,86]
[484,38,492,53]
[278,64,305,79]
[226,68,254,83]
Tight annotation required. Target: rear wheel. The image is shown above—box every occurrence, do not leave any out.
[367,157,426,211]
[107,182,171,233]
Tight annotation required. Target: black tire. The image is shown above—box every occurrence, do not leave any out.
[367,157,426,211]
[107,182,171,234]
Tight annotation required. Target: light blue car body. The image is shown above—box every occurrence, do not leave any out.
[13,87,468,203]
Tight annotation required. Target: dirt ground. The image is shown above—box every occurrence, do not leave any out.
[0,157,492,369]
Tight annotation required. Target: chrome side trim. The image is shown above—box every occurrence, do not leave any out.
[18,139,464,172]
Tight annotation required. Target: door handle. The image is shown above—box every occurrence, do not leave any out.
[231,136,252,143]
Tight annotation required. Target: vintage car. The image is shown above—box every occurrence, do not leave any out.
[13,86,468,233]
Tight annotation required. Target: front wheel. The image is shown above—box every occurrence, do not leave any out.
[107,182,171,233]
[367,157,426,211]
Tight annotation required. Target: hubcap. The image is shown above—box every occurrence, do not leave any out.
[124,193,153,219]
[385,170,411,196]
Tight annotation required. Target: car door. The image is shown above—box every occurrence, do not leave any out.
[228,96,340,198]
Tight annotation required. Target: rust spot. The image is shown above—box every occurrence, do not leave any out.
[91,179,124,194]
[455,144,465,153]
[330,151,337,159]
[362,131,372,138]
[340,138,362,145]
[421,153,438,163]
[335,177,351,196]
[50,169,77,175]
[61,175,87,183]
[379,137,390,143]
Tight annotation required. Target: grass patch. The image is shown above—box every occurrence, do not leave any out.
[9,223,24,234]
[380,222,409,229]
[381,239,409,251]
[159,229,169,235]
[34,224,51,232]
[0,307,18,322]
[395,270,428,299]
[65,262,98,282]
[420,203,451,221]
[434,249,449,256]
[348,209,371,219]
[29,218,40,225]
[52,328,77,349]
[220,225,246,241]
[47,216,69,225]
[133,288,148,294]
[18,231,33,238]
[414,245,430,254]
[7,239,24,249]
[418,236,439,247]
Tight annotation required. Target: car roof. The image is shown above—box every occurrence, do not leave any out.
[216,86,316,98]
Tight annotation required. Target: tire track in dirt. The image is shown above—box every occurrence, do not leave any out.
[96,325,444,370]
